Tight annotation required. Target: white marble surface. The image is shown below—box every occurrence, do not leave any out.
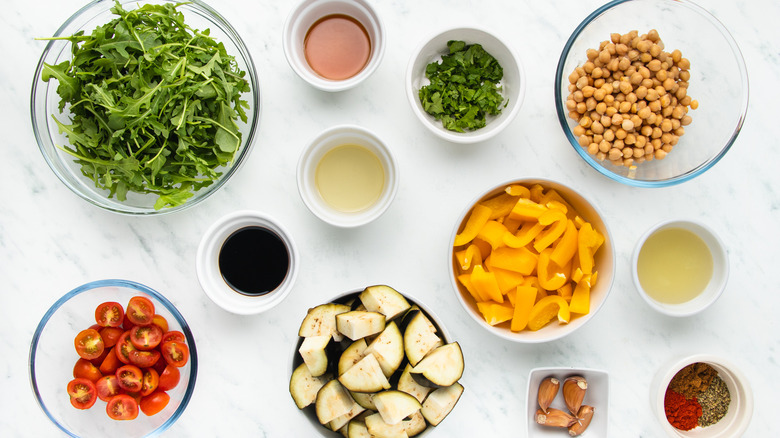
[2,0,778,436]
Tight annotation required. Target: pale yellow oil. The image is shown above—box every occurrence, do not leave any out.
[315,144,385,212]
[637,227,713,304]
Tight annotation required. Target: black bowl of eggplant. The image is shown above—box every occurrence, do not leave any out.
[289,285,465,437]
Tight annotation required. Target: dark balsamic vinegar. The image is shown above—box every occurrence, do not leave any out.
[218,226,290,296]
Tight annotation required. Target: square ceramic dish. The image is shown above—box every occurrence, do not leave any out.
[526,367,608,437]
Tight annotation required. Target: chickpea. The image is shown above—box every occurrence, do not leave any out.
[566,29,697,167]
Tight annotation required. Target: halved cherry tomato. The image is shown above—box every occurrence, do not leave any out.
[160,341,189,367]
[95,301,124,327]
[126,296,155,326]
[152,314,169,333]
[140,368,160,396]
[99,348,122,374]
[95,375,121,402]
[151,355,168,374]
[161,331,186,344]
[140,391,170,416]
[157,365,181,391]
[129,349,161,368]
[99,327,124,348]
[73,358,103,382]
[116,365,144,392]
[115,331,136,364]
[106,394,139,420]
[89,348,109,367]
[130,324,163,350]
[74,328,104,360]
[67,378,97,409]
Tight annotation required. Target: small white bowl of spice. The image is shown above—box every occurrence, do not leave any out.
[283,0,385,92]
[297,125,399,228]
[632,219,728,317]
[406,27,525,144]
[651,354,753,436]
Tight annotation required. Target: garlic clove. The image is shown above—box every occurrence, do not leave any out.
[568,405,595,436]
[563,376,588,415]
[537,376,560,413]
[535,408,577,428]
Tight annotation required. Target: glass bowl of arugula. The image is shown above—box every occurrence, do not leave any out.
[406,27,525,144]
[31,0,261,214]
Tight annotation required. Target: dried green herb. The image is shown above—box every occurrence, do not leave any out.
[40,1,250,209]
[418,40,506,133]
[698,375,730,427]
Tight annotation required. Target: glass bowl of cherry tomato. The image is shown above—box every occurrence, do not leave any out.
[29,279,197,437]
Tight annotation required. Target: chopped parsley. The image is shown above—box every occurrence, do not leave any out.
[418,40,506,133]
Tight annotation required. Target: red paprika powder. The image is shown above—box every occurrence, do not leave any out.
[664,388,702,430]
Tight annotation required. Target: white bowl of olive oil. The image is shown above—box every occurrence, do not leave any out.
[631,219,729,317]
[297,125,398,227]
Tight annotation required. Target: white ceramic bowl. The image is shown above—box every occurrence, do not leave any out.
[283,0,385,92]
[406,27,525,144]
[526,367,609,437]
[297,125,398,228]
[196,210,299,315]
[290,288,456,437]
[651,354,753,436]
[449,178,615,343]
[631,219,728,317]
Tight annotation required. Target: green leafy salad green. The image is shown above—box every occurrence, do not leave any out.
[418,40,506,133]
[40,1,250,209]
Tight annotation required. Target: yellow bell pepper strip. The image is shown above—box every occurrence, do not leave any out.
[476,220,509,251]
[454,204,492,247]
[537,248,571,291]
[529,184,545,203]
[578,223,605,275]
[477,301,514,326]
[491,266,525,295]
[527,295,571,330]
[471,265,504,303]
[523,276,547,303]
[502,216,522,234]
[457,274,487,302]
[569,274,593,314]
[454,244,482,271]
[557,283,573,302]
[545,200,568,215]
[550,219,578,267]
[571,267,584,284]
[533,209,567,253]
[489,246,538,275]
[479,193,519,219]
[541,189,577,219]
[504,221,545,248]
[511,285,538,332]
[509,198,547,221]
[505,184,531,198]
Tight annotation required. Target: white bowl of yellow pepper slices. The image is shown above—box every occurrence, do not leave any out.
[448,178,615,343]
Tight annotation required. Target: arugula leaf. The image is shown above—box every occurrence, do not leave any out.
[418,40,507,133]
[39,0,250,209]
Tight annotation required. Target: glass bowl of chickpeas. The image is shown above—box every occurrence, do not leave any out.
[555,0,748,187]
